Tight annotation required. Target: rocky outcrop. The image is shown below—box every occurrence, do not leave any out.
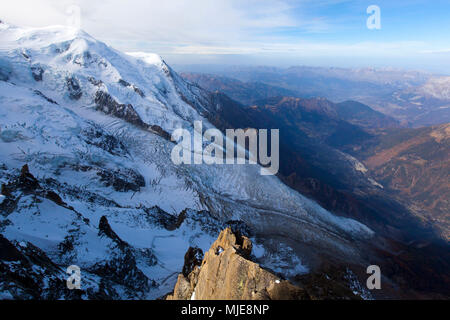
[167,228,309,300]
[94,91,170,140]
[94,91,144,128]
[34,90,58,104]
[0,234,110,299]
[91,216,157,295]
[66,76,82,100]
[118,79,145,98]
[31,65,44,81]
[96,168,145,193]
[2,165,67,208]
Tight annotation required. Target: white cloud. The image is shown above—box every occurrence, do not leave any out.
[171,40,427,57]
[421,49,450,54]
[0,0,302,49]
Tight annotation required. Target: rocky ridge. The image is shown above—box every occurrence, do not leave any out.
[167,228,309,300]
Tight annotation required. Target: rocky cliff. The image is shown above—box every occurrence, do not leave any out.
[167,228,309,300]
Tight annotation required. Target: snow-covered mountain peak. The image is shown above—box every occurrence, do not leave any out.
[0,23,211,134]
[0,23,92,50]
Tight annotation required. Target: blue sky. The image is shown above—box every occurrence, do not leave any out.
[288,1,450,44]
[1,0,450,72]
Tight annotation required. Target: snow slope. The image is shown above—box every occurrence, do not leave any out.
[0,22,373,299]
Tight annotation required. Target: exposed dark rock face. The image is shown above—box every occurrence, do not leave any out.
[98,216,126,246]
[290,263,375,300]
[142,206,182,231]
[1,165,75,214]
[97,168,145,192]
[17,164,41,192]
[1,183,11,197]
[2,22,448,301]
[149,124,171,140]
[0,234,111,299]
[34,90,58,104]
[88,254,155,296]
[93,216,156,295]
[72,51,93,67]
[226,220,253,238]
[88,77,103,87]
[0,164,259,300]
[81,125,128,156]
[66,76,82,100]
[95,91,146,128]
[182,247,203,277]
[95,91,171,141]
[132,86,145,98]
[44,190,66,206]
[0,234,72,299]
[118,79,145,97]
[31,65,44,81]
[118,79,131,87]
[142,206,202,232]
[0,234,22,261]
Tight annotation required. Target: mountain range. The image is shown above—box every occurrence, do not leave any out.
[0,22,448,299]
[179,66,450,127]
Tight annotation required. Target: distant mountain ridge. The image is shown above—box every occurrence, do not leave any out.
[335,100,401,129]
[181,72,301,105]
[181,73,401,129]
[177,65,450,127]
